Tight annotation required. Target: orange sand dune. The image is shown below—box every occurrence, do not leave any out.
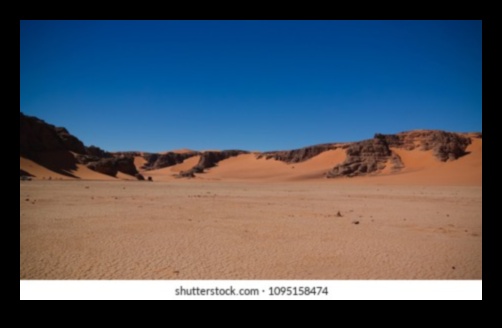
[141,155,201,181]
[287,149,347,180]
[20,156,73,180]
[134,156,147,170]
[73,164,117,180]
[202,149,346,181]
[20,156,131,181]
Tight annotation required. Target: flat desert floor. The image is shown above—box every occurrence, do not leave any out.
[20,180,482,279]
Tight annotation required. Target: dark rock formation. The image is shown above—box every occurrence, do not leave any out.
[147,176,153,182]
[87,156,138,177]
[86,145,113,158]
[327,137,403,178]
[113,151,143,157]
[20,112,86,158]
[76,146,113,164]
[374,130,471,162]
[142,152,199,170]
[257,144,340,163]
[54,127,87,154]
[135,173,145,180]
[327,130,472,178]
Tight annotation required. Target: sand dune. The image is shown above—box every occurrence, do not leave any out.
[140,155,201,181]
[202,149,347,181]
[21,156,128,181]
[20,156,74,180]
[133,156,147,170]
[358,138,482,186]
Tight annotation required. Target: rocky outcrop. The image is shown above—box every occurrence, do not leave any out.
[20,112,86,158]
[326,137,403,178]
[327,130,472,178]
[257,144,341,163]
[87,156,138,177]
[20,113,149,178]
[374,131,472,161]
[113,151,143,158]
[86,145,113,158]
[54,127,87,154]
[76,145,113,165]
[142,152,199,170]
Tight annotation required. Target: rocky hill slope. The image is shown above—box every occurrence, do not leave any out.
[20,112,481,180]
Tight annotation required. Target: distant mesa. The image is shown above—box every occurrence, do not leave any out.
[19,112,481,181]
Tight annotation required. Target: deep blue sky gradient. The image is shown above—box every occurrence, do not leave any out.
[20,20,482,152]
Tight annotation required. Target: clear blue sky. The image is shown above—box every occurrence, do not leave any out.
[20,20,481,152]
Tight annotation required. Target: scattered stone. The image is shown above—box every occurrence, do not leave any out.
[147,176,153,182]
[178,170,195,178]
[336,211,342,217]
[135,173,145,181]
[352,220,360,225]
[452,266,456,270]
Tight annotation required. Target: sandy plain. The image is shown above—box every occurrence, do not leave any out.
[20,180,481,280]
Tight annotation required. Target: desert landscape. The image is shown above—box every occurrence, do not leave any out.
[20,113,482,279]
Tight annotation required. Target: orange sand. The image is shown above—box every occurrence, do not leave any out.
[20,180,482,279]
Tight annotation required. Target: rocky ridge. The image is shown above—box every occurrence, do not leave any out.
[20,112,479,180]
[20,113,138,178]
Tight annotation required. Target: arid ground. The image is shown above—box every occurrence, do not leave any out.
[20,179,481,279]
